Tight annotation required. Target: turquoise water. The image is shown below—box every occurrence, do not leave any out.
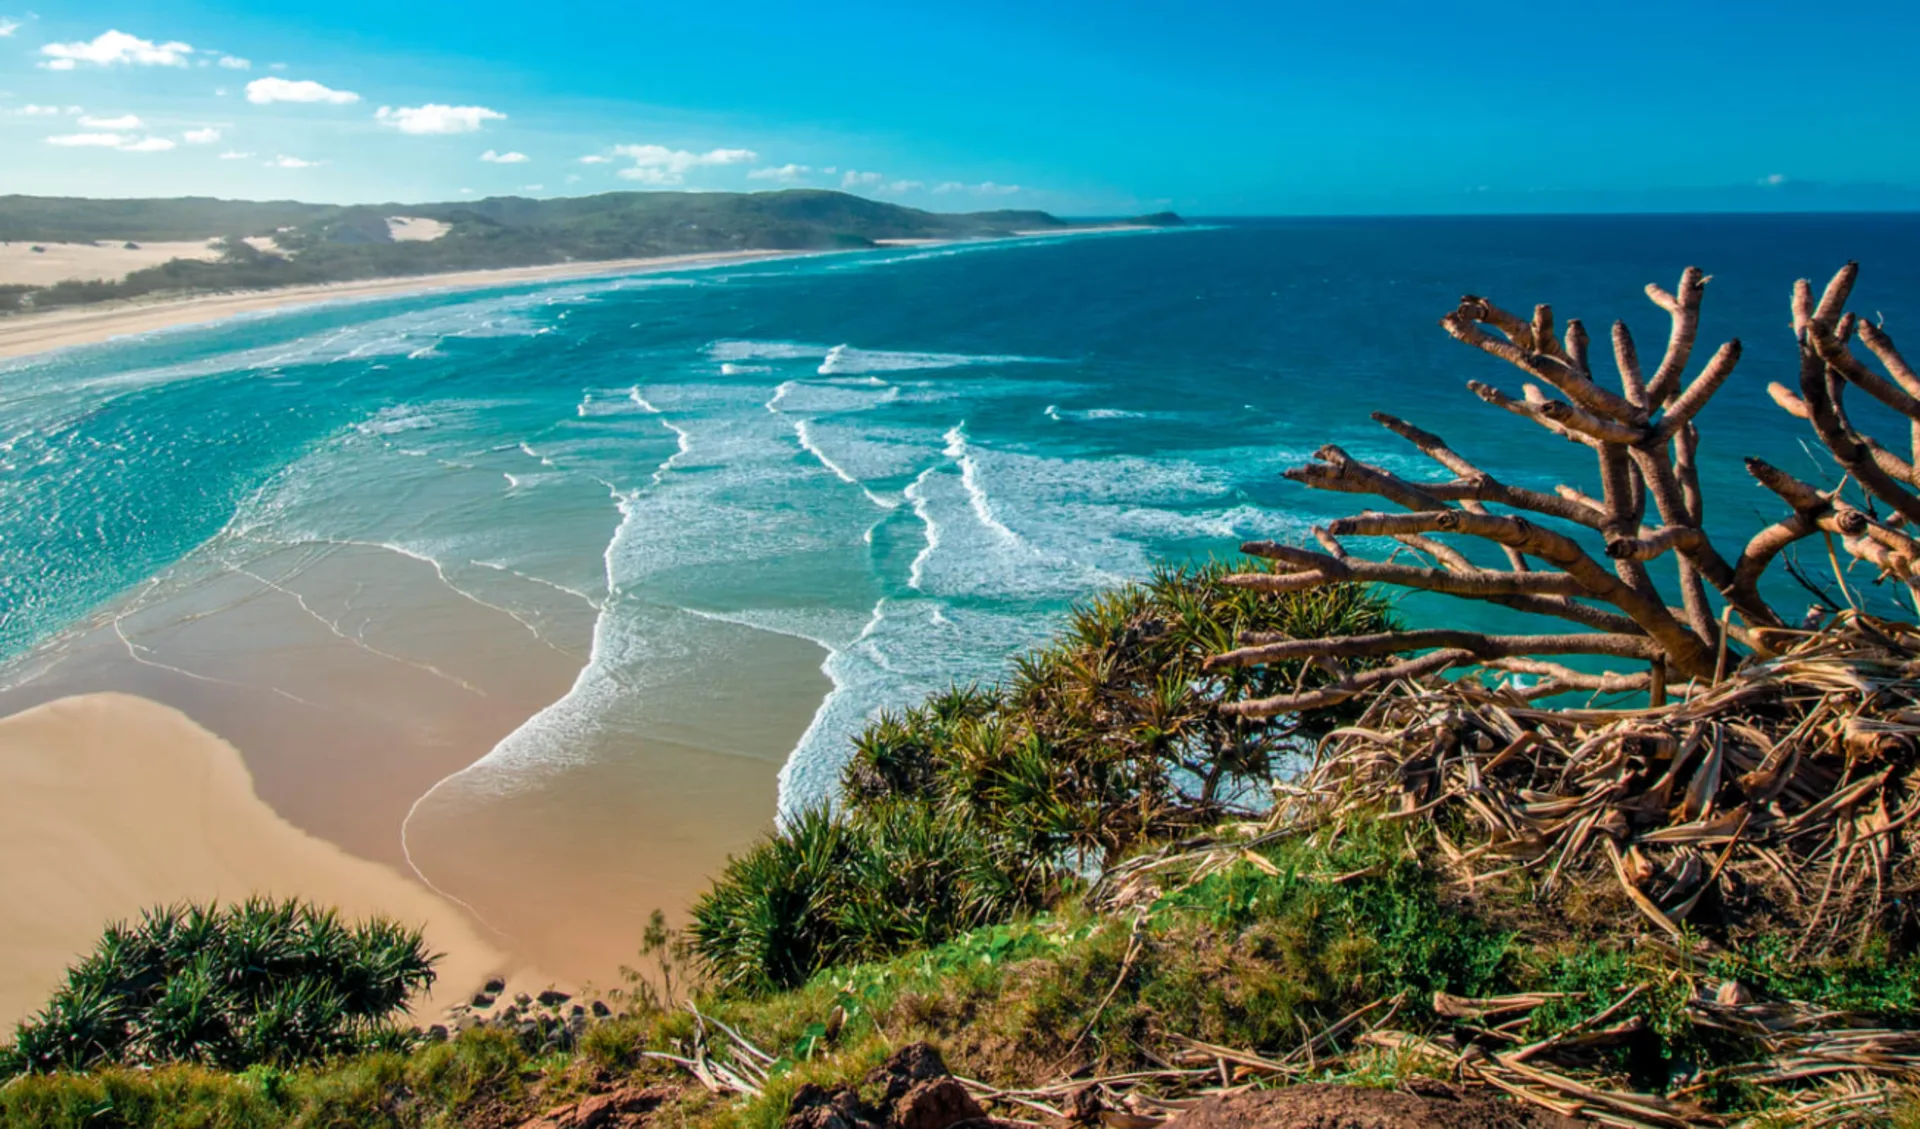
[5,216,1920,810]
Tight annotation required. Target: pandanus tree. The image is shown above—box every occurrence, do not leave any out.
[1209,262,1920,714]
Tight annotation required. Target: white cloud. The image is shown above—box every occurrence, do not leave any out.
[42,30,192,68]
[219,150,254,160]
[9,104,67,117]
[247,77,359,105]
[78,113,142,130]
[882,179,924,193]
[0,19,19,37]
[611,144,756,186]
[269,62,287,71]
[376,103,505,135]
[183,127,221,144]
[214,87,229,97]
[267,154,321,168]
[46,132,129,147]
[822,166,837,175]
[218,55,250,69]
[1759,173,1788,186]
[45,131,174,152]
[523,184,543,192]
[932,182,965,194]
[459,187,474,194]
[480,148,528,163]
[565,174,581,184]
[840,170,884,189]
[747,163,810,183]
[578,154,610,164]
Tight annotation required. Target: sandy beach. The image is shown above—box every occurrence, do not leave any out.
[0,692,520,1029]
[0,249,805,360]
[0,529,829,998]
[0,227,1157,362]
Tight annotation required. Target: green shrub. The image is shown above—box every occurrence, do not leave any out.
[0,898,438,1076]
[691,563,1393,994]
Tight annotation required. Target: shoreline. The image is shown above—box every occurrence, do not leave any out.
[0,226,1161,362]
[0,249,810,361]
[0,538,833,995]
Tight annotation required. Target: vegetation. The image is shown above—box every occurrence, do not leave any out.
[8,824,1920,1127]
[0,899,436,1076]
[12,263,1920,1126]
[0,190,1163,312]
[690,562,1392,995]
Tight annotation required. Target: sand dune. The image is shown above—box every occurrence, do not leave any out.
[0,693,520,1029]
[0,239,224,287]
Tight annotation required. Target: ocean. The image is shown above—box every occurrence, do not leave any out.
[5,213,1920,829]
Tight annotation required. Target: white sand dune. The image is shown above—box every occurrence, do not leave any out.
[0,239,224,287]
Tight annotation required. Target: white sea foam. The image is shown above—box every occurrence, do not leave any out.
[709,338,1060,376]
[943,424,1018,543]
[356,407,434,435]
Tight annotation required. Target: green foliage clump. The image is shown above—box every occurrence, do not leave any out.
[0,898,438,1077]
[691,563,1393,995]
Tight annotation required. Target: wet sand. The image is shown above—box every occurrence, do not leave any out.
[0,693,513,1029]
[0,536,829,1002]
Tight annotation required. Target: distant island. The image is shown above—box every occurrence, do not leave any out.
[0,190,1185,314]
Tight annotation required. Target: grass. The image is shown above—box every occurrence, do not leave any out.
[9,820,1920,1127]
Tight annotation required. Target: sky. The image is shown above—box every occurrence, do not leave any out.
[2,0,1918,214]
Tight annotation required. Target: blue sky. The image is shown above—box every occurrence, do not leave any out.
[3,0,1917,214]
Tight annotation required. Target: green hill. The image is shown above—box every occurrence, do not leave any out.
[0,190,1144,313]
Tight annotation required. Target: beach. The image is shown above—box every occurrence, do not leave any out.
[0,692,516,1029]
[0,249,805,360]
[0,535,831,1019]
[0,218,1167,1031]
[0,228,1154,362]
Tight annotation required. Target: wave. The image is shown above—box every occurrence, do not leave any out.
[356,407,435,435]
[709,339,1060,376]
[942,424,1018,544]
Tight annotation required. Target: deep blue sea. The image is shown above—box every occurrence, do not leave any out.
[5,215,1920,811]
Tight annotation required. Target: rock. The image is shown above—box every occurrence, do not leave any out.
[516,1083,667,1129]
[867,1043,951,1105]
[591,1000,613,1018]
[471,991,497,1008]
[485,977,508,994]
[516,992,534,1007]
[501,1005,522,1023]
[1164,1084,1586,1129]
[571,1004,587,1017]
[891,1077,984,1129]
[539,989,573,1007]
[785,1082,880,1129]
[426,1024,450,1043]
